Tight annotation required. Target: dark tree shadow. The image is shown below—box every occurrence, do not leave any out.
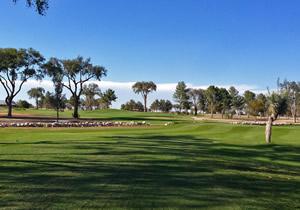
[0,134,300,209]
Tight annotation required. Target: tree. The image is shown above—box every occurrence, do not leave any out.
[82,83,101,110]
[0,48,45,117]
[279,80,300,123]
[151,99,173,112]
[27,87,45,109]
[173,81,189,113]
[228,86,244,118]
[205,86,220,118]
[98,89,117,109]
[61,56,107,118]
[218,88,232,119]
[244,90,256,118]
[256,93,268,117]
[159,99,173,112]
[265,92,288,143]
[121,100,144,112]
[132,81,157,112]
[187,88,204,116]
[43,57,65,122]
[150,99,160,112]
[12,0,49,15]
[16,100,32,109]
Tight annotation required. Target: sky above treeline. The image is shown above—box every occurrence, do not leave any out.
[0,0,299,107]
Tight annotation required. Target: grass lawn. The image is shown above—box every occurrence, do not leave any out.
[0,108,188,125]
[0,112,300,209]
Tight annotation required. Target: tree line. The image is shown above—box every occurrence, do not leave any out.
[121,80,299,123]
[0,48,108,119]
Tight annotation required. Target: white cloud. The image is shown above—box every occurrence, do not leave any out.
[0,79,268,108]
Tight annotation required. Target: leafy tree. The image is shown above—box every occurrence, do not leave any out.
[98,89,117,109]
[16,100,32,109]
[43,57,65,122]
[205,85,220,118]
[173,81,189,113]
[82,83,101,110]
[61,56,107,118]
[12,0,49,15]
[279,80,300,123]
[243,90,256,118]
[150,99,160,112]
[121,100,144,112]
[187,88,204,116]
[0,48,45,117]
[228,86,244,118]
[27,87,45,109]
[151,99,173,112]
[42,91,55,109]
[218,88,232,119]
[132,81,157,112]
[159,99,173,112]
[265,92,288,143]
[256,93,268,116]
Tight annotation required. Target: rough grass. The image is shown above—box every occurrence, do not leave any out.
[0,112,300,209]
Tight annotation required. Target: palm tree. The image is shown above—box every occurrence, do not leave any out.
[27,87,45,109]
[132,81,157,112]
[265,92,288,144]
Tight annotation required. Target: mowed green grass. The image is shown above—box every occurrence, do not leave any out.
[0,114,300,209]
[0,108,187,125]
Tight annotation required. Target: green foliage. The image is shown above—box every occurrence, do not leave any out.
[13,0,49,15]
[173,81,189,112]
[121,99,144,112]
[59,56,107,118]
[132,81,157,112]
[150,99,172,112]
[98,89,117,109]
[243,90,256,117]
[205,85,220,117]
[16,99,32,108]
[218,88,232,118]
[27,87,45,109]
[267,92,288,119]
[0,48,44,116]
[279,79,300,121]
[228,86,244,116]
[187,88,205,115]
[82,83,101,110]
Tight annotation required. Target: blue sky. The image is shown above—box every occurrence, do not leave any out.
[0,0,299,107]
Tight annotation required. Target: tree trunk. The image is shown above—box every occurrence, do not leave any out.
[6,97,13,118]
[73,97,79,119]
[194,106,197,116]
[36,98,39,109]
[7,103,13,118]
[56,108,59,122]
[265,116,273,144]
[143,95,147,112]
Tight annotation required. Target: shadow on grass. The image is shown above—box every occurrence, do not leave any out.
[0,134,300,209]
